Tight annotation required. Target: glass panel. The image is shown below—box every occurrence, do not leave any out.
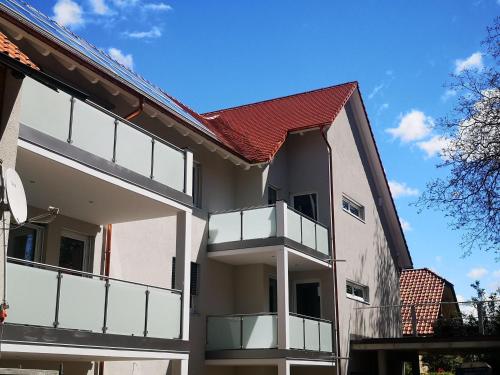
[20,78,71,141]
[206,316,241,350]
[287,208,301,243]
[58,273,105,332]
[6,262,58,327]
[71,100,115,160]
[106,280,146,336]
[208,212,241,244]
[289,315,305,349]
[304,318,320,351]
[153,141,185,192]
[301,217,316,249]
[319,321,333,352]
[242,207,276,240]
[316,225,329,255]
[147,288,181,339]
[115,121,152,177]
[242,315,277,349]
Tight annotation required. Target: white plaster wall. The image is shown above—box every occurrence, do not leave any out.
[328,103,401,374]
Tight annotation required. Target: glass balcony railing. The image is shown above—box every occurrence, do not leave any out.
[206,313,333,353]
[207,202,330,256]
[206,313,278,350]
[6,257,182,340]
[289,313,333,352]
[19,78,188,193]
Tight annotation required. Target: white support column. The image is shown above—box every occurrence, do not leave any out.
[277,248,289,349]
[275,200,288,238]
[184,149,193,196]
[172,358,189,375]
[278,359,290,375]
[175,210,192,341]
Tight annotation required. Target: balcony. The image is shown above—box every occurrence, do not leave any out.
[207,202,330,261]
[3,257,186,359]
[18,78,192,205]
[206,313,333,353]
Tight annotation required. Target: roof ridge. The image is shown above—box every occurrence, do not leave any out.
[202,81,358,115]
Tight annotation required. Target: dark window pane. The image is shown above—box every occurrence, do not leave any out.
[293,194,318,220]
[346,284,353,294]
[59,236,85,271]
[8,226,40,261]
[342,200,349,210]
[192,163,202,209]
[268,186,278,205]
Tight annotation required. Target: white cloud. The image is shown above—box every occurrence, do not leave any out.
[454,52,483,74]
[108,47,133,69]
[89,0,110,14]
[417,135,451,158]
[467,267,488,279]
[441,89,457,102]
[368,83,384,100]
[124,26,162,39]
[388,180,419,199]
[111,0,138,7]
[386,110,433,142]
[456,294,476,316]
[399,218,412,232]
[144,2,173,11]
[53,0,84,28]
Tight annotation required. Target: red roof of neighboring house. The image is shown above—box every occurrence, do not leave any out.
[0,31,38,70]
[400,268,451,335]
[202,82,358,163]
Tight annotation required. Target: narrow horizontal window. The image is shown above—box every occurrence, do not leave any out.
[342,196,365,221]
[346,281,369,303]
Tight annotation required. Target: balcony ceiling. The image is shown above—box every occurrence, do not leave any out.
[15,146,178,225]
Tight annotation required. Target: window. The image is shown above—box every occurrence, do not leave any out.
[192,162,202,209]
[293,193,318,220]
[58,230,91,272]
[268,186,278,205]
[342,196,365,221]
[269,277,277,313]
[171,257,200,311]
[7,223,45,262]
[346,281,369,303]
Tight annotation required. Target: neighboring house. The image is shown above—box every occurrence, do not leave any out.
[400,268,459,336]
[0,1,413,375]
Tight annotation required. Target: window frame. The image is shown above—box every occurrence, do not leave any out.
[291,191,319,221]
[7,222,45,263]
[267,185,278,205]
[342,195,365,222]
[59,229,93,272]
[346,280,369,304]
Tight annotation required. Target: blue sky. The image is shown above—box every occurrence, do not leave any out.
[31,0,499,300]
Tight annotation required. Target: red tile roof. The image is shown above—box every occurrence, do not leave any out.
[0,32,38,70]
[400,268,449,335]
[202,82,358,163]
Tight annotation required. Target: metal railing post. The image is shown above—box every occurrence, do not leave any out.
[410,305,417,337]
[240,211,244,241]
[302,317,306,350]
[150,138,155,179]
[102,279,110,333]
[318,320,321,351]
[240,316,244,349]
[300,216,303,244]
[67,97,75,144]
[112,119,118,162]
[53,271,62,328]
[144,289,150,337]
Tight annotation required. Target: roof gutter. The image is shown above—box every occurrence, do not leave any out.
[125,97,144,121]
[320,125,342,375]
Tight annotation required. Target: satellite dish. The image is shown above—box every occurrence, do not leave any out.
[2,168,27,224]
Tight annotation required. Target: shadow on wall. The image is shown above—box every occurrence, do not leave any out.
[350,208,401,340]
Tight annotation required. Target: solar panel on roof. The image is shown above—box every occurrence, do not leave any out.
[0,0,215,137]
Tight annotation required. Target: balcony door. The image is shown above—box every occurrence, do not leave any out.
[295,281,321,318]
[7,223,44,262]
[58,230,90,272]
